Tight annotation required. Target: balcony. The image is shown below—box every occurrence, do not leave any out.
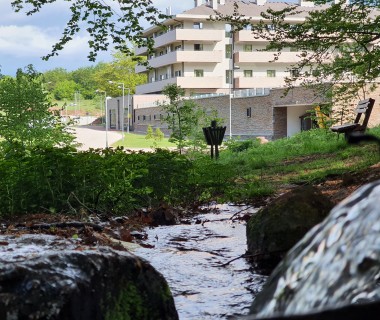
[136,76,224,95]
[234,51,301,64]
[235,76,286,88]
[135,29,224,55]
[135,50,223,73]
[235,30,267,43]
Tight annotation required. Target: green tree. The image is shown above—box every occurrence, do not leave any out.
[70,64,105,99]
[160,84,214,154]
[43,67,70,93]
[94,51,147,97]
[11,0,168,62]
[0,66,75,152]
[53,79,78,101]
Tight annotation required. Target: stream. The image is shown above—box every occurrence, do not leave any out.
[133,204,267,320]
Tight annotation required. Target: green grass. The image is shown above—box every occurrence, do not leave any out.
[217,127,380,202]
[112,133,176,149]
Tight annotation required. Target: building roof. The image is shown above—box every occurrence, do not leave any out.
[141,0,327,35]
[180,0,320,19]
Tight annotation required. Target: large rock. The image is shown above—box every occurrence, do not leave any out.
[247,180,380,320]
[0,234,178,320]
[246,185,333,272]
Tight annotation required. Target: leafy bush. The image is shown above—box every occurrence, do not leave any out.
[224,138,261,153]
[0,147,238,216]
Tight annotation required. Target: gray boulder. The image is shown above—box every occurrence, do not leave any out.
[246,185,333,272]
[247,180,380,320]
[0,234,178,320]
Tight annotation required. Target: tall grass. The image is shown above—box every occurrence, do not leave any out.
[1,127,379,216]
[219,128,380,202]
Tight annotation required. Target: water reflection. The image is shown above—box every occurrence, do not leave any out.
[133,204,267,319]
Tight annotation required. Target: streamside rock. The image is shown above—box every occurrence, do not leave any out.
[247,180,380,320]
[246,185,333,272]
[0,234,178,320]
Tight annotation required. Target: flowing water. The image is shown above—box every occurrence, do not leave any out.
[133,204,267,320]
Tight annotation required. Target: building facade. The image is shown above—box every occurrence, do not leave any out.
[132,86,330,140]
[134,0,316,96]
[105,0,380,139]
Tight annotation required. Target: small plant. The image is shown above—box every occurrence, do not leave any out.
[145,125,165,148]
[224,137,261,153]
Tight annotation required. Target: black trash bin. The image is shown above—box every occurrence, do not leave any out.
[202,120,226,159]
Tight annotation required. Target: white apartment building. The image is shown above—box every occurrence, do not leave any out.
[135,0,317,96]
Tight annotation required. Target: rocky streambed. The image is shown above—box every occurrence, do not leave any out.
[133,204,267,319]
[3,177,380,319]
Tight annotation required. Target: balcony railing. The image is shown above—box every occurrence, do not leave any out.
[235,76,287,88]
[136,75,224,95]
[135,50,223,73]
[234,51,302,64]
[135,29,224,55]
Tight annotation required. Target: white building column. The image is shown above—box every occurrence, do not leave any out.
[194,0,203,7]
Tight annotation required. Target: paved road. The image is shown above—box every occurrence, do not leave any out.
[73,126,122,150]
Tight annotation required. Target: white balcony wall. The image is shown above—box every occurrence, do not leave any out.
[235,51,301,63]
[235,76,286,88]
[136,76,224,94]
[135,50,223,73]
[177,76,223,88]
[235,30,268,42]
[135,29,224,55]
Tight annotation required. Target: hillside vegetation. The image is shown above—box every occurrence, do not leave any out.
[1,127,379,217]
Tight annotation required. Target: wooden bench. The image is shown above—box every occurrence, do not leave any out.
[330,98,375,139]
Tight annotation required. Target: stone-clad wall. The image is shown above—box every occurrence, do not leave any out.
[132,85,380,140]
[133,94,277,140]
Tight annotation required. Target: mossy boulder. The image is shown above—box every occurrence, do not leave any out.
[246,185,333,272]
[0,234,178,320]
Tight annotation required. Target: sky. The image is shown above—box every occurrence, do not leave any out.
[0,1,193,76]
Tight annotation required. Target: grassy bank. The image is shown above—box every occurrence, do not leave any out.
[217,127,380,202]
[112,133,176,149]
[1,127,379,216]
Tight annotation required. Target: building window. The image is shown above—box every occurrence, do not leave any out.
[143,115,146,121]
[290,69,299,77]
[194,69,204,77]
[244,70,253,77]
[225,44,232,58]
[174,45,182,51]
[247,107,252,118]
[194,43,203,51]
[243,44,253,52]
[225,23,232,37]
[137,115,140,121]
[193,22,203,29]
[267,70,276,77]
[174,70,182,77]
[226,70,233,84]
